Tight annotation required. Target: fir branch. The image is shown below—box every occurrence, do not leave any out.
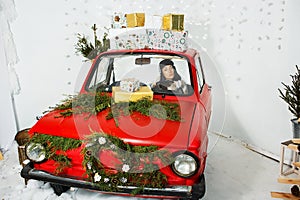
[107,97,182,123]
[30,134,82,152]
[51,94,181,125]
[28,134,82,174]
[52,154,72,174]
[52,92,112,118]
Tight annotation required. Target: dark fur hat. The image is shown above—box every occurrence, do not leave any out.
[159,59,174,69]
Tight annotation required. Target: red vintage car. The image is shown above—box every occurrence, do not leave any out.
[21,48,212,199]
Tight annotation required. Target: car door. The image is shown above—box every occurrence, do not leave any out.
[195,54,212,125]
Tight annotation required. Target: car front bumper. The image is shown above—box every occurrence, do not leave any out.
[21,162,192,199]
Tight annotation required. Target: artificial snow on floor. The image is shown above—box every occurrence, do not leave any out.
[0,133,291,200]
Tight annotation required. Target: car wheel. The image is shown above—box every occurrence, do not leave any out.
[50,183,70,196]
[180,174,206,200]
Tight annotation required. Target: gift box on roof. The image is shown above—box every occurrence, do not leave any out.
[162,14,184,31]
[111,12,127,29]
[126,13,145,28]
[146,29,188,52]
[109,28,148,50]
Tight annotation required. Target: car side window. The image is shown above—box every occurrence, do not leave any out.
[88,57,110,89]
[195,56,205,93]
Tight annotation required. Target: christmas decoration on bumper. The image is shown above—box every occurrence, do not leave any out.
[82,132,173,194]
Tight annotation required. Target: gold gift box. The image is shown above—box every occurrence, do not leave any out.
[162,14,184,31]
[126,13,145,28]
[112,86,153,103]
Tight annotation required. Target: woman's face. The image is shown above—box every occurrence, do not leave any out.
[162,65,174,80]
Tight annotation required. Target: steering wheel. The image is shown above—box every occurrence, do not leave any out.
[156,80,174,90]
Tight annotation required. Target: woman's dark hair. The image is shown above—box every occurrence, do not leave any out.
[159,59,182,81]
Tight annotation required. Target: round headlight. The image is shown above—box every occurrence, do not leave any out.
[26,142,46,162]
[172,153,199,177]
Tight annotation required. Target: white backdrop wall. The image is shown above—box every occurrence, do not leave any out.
[2,0,298,156]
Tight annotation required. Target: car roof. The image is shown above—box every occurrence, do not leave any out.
[99,48,198,58]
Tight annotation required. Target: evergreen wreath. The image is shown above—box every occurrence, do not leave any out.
[82,132,173,194]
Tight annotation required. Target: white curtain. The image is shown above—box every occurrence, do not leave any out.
[0,0,19,150]
[0,0,20,95]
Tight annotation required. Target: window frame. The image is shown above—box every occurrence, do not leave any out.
[194,54,205,93]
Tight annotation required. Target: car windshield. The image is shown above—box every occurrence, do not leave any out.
[85,53,193,96]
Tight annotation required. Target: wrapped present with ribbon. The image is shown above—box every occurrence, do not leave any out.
[126,13,145,28]
[109,28,148,50]
[111,12,127,29]
[146,29,188,51]
[162,14,184,31]
[120,78,140,92]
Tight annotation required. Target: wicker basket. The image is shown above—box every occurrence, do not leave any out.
[15,129,30,165]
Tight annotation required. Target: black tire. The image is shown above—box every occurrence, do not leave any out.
[50,183,70,196]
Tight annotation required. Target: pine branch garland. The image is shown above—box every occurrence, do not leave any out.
[49,93,182,125]
[27,132,173,193]
[107,97,182,125]
[51,92,111,118]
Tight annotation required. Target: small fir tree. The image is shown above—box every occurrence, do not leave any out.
[75,24,110,60]
[278,65,300,120]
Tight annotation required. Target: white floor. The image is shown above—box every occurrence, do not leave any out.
[0,133,292,200]
[205,134,290,200]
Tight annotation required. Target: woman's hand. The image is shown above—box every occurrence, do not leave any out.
[153,80,188,94]
[170,80,188,94]
[156,80,173,90]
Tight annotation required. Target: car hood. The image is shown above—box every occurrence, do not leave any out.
[29,101,197,149]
